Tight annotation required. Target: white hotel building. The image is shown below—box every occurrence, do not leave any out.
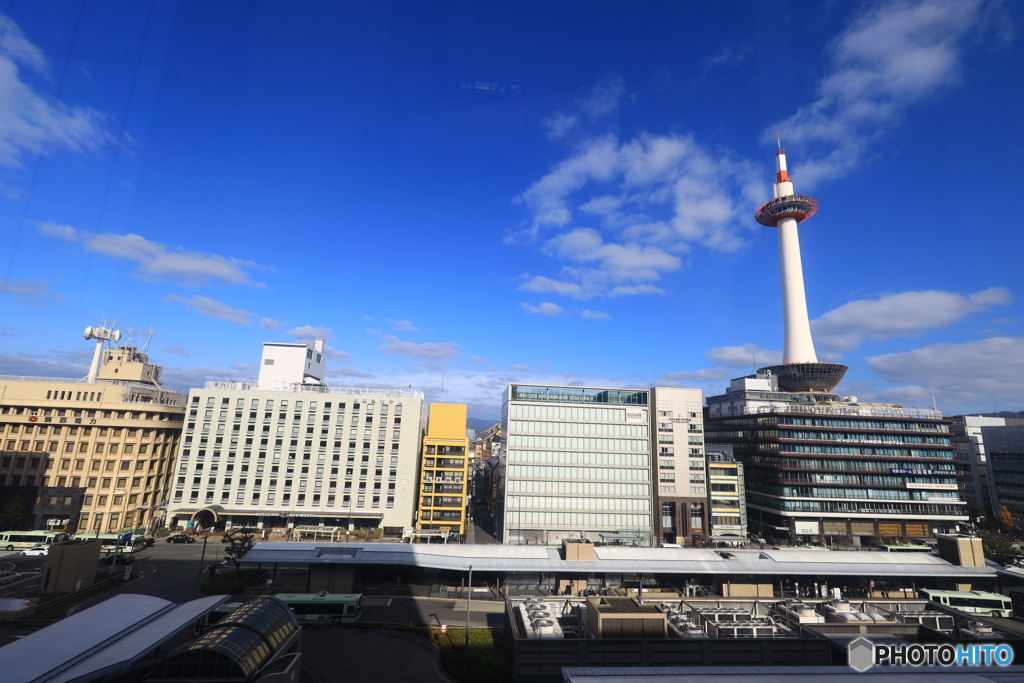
[167,341,424,534]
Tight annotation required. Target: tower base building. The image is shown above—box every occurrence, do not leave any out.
[705,372,967,546]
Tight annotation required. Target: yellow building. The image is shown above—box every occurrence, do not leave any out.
[416,403,469,536]
[0,336,185,535]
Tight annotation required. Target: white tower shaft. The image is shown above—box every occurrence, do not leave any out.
[776,216,818,363]
[772,150,818,364]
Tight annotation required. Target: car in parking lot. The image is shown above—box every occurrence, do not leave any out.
[167,534,196,544]
[20,544,49,556]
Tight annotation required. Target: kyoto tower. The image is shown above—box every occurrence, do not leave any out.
[754,138,847,392]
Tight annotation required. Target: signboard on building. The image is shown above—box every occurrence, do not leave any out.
[624,409,647,423]
[794,521,820,535]
[890,468,944,475]
[906,483,959,490]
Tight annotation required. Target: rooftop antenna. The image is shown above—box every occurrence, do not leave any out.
[441,370,445,396]
[142,327,154,353]
[776,130,783,152]
[83,320,121,382]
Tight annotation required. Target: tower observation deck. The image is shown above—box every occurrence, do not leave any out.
[755,141,847,393]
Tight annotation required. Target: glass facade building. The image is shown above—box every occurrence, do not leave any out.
[705,373,967,545]
[497,384,653,546]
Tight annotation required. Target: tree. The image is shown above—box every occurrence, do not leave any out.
[979,530,1022,567]
[222,528,256,576]
[0,495,29,530]
[1000,506,1015,531]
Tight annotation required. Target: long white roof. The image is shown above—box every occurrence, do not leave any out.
[241,542,994,578]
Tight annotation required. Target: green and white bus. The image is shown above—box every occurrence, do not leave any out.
[0,530,70,551]
[72,532,146,554]
[919,589,1012,618]
[276,592,362,625]
[882,544,933,553]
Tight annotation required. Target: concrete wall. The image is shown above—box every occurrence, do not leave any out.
[40,540,101,593]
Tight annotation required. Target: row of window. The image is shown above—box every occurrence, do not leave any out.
[506,510,651,527]
[508,435,650,452]
[2,406,179,421]
[506,480,649,496]
[509,419,649,438]
[508,495,650,512]
[507,464,651,481]
[506,449,648,466]
[193,395,406,416]
[176,490,397,509]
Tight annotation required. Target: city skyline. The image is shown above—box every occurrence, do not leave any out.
[0,1,1022,419]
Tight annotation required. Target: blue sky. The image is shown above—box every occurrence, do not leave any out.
[0,0,1022,420]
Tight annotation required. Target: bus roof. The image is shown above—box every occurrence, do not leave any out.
[920,589,1006,597]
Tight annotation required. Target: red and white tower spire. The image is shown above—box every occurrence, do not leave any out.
[755,138,847,393]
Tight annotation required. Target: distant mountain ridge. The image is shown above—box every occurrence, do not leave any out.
[467,416,498,433]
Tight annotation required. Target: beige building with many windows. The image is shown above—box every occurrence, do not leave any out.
[651,387,707,546]
[416,403,470,537]
[0,342,186,535]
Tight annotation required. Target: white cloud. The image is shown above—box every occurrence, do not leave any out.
[813,287,1012,351]
[259,317,283,329]
[543,112,578,140]
[519,275,588,299]
[162,295,255,325]
[470,355,487,364]
[36,222,265,287]
[161,346,191,358]
[608,284,668,297]
[286,325,335,341]
[0,278,62,302]
[509,364,536,372]
[387,319,420,332]
[544,228,681,282]
[771,0,989,186]
[520,302,565,316]
[514,131,760,297]
[0,15,113,169]
[322,344,354,362]
[330,367,376,379]
[706,343,783,368]
[580,310,610,320]
[656,367,735,384]
[866,336,1024,410]
[378,335,460,360]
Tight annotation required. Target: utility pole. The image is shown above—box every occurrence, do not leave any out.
[464,564,473,674]
[194,536,209,598]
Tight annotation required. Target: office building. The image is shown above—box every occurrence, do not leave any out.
[650,386,707,546]
[496,384,653,546]
[705,444,747,543]
[951,416,1024,517]
[0,323,185,534]
[167,341,424,534]
[981,425,1024,523]
[706,373,966,544]
[416,403,470,536]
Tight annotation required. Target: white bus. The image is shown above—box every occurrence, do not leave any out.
[919,589,1012,618]
[72,532,146,554]
[0,530,70,551]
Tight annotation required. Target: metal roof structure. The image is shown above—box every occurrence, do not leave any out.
[0,593,230,683]
[562,665,1024,683]
[240,542,995,578]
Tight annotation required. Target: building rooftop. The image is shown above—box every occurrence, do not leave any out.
[240,543,994,578]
